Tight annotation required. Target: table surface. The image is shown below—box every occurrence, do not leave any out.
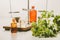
[0,27,60,40]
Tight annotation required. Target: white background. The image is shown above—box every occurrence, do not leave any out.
[0,0,60,27]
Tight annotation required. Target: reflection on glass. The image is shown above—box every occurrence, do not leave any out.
[11,33,17,40]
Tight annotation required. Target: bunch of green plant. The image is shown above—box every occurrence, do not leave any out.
[41,10,54,18]
[31,10,58,38]
[41,12,46,18]
[31,17,57,37]
[47,12,52,18]
[53,15,60,31]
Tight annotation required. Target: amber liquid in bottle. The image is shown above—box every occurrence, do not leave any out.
[11,18,17,33]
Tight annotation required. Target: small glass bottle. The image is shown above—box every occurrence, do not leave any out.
[11,18,17,33]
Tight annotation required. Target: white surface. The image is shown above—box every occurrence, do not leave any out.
[0,27,60,40]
